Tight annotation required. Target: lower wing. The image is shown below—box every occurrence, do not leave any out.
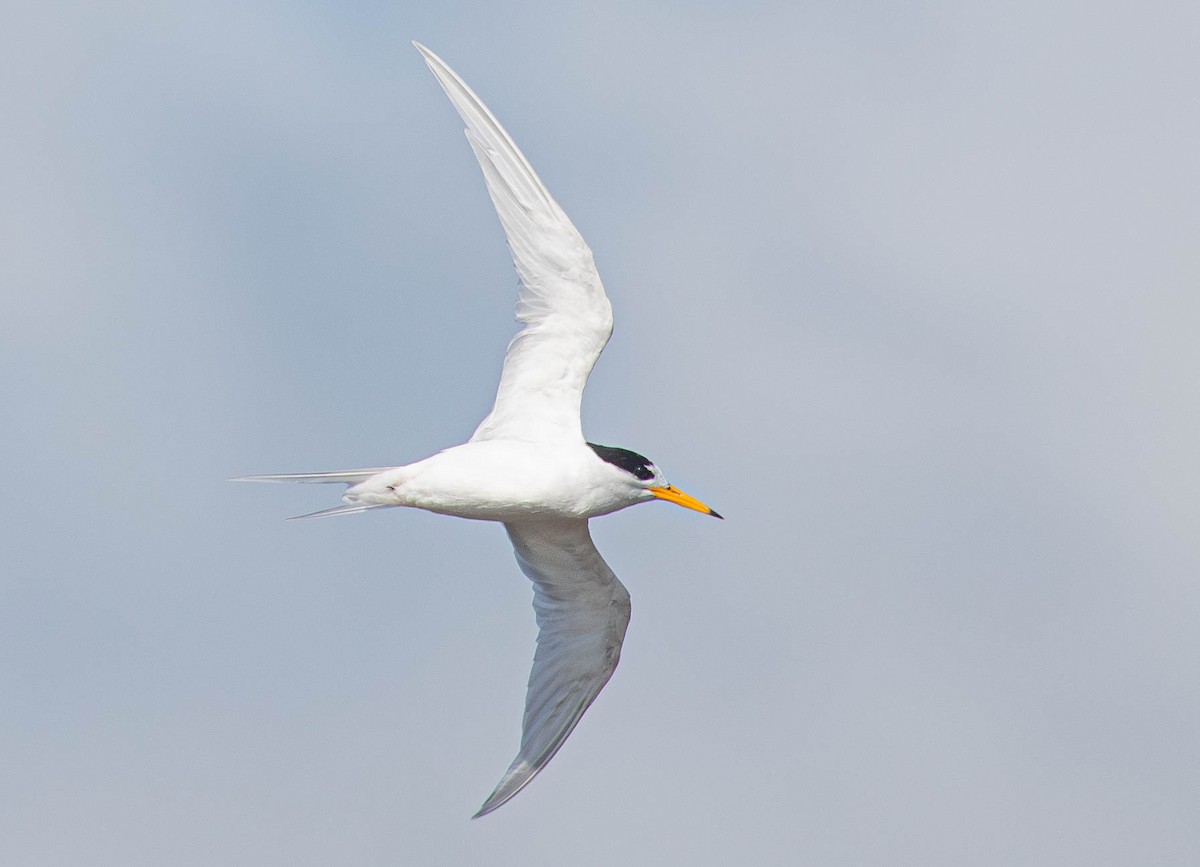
[475,519,632,817]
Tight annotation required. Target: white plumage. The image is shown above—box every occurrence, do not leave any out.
[416,42,612,445]
[237,42,719,818]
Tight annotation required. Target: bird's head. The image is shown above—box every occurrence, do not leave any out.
[586,443,722,519]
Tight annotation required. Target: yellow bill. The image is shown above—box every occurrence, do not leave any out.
[651,485,722,519]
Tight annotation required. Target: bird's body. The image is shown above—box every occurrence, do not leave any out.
[335,440,651,521]
[237,42,719,817]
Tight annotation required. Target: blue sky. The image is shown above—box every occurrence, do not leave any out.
[4,2,1199,864]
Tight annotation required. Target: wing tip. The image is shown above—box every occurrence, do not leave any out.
[471,761,536,819]
[412,40,446,73]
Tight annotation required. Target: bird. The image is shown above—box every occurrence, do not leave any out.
[236,42,721,818]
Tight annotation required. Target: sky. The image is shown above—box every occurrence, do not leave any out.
[3,1,1199,864]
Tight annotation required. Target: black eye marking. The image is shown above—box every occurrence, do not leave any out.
[587,443,656,481]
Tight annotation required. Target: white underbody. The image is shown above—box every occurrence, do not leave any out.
[344,440,652,522]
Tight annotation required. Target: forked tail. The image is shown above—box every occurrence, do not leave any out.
[231,467,396,520]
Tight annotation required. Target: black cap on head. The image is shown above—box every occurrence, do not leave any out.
[587,443,656,481]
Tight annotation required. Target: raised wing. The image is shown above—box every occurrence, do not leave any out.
[475,520,631,817]
[415,42,613,444]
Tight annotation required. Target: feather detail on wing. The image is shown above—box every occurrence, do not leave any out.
[474,520,631,817]
[414,43,613,444]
